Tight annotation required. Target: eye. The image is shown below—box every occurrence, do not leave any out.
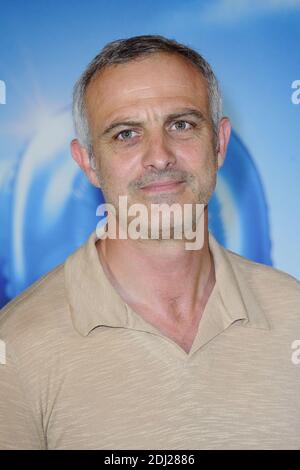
[170,120,194,132]
[115,129,138,141]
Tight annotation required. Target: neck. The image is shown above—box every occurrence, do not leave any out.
[96,207,215,325]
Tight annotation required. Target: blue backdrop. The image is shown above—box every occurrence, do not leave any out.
[0,0,299,308]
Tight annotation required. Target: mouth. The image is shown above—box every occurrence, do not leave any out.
[140,179,185,193]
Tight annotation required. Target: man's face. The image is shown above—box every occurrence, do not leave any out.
[83,52,229,221]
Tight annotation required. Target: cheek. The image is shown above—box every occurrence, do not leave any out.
[97,159,131,193]
[178,142,211,170]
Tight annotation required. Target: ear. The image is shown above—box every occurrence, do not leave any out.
[216,117,231,169]
[70,139,100,188]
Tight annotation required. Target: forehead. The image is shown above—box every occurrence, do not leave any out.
[85,53,209,125]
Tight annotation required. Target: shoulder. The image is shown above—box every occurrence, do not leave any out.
[224,247,300,314]
[226,248,300,289]
[0,263,70,346]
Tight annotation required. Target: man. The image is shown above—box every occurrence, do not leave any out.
[0,35,299,450]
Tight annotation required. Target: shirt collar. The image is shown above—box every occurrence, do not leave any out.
[64,230,270,344]
[207,233,270,331]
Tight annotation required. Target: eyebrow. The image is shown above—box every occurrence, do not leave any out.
[100,108,206,137]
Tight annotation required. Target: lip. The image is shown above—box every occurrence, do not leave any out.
[140,180,185,193]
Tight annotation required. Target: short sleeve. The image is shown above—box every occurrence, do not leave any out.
[0,343,45,450]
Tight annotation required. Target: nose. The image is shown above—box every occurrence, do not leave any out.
[141,129,177,172]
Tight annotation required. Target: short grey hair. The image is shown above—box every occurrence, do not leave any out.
[72,34,223,156]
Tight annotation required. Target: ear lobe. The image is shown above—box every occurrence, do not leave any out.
[70,139,87,169]
[70,139,100,188]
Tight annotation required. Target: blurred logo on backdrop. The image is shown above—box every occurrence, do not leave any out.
[0,80,6,105]
[0,108,272,308]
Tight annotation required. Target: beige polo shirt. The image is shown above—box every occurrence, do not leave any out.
[0,230,300,450]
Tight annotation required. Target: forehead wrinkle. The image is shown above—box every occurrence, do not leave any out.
[96,84,206,105]
[89,87,206,112]
[93,93,208,123]
[121,84,200,93]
